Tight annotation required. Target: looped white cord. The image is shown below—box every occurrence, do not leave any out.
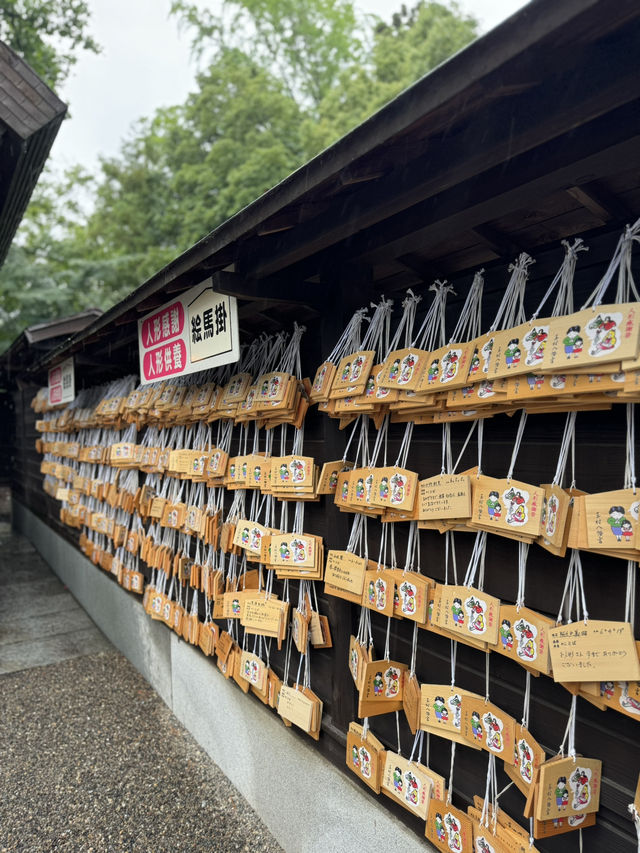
[326,308,369,364]
[395,422,414,468]
[529,817,534,849]
[480,753,495,828]
[452,421,478,475]
[506,411,527,482]
[449,271,484,343]
[521,670,531,729]
[409,621,419,677]
[386,290,422,354]
[444,530,458,586]
[627,803,640,853]
[485,653,491,703]
[582,217,640,308]
[532,238,588,320]
[477,419,484,478]
[552,412,577,486]
[409,729,424,764]
[625,404,637,494]
[361,297,394,354]
[559,694,578,759]
[395,710,402,755]
[626,561,637,632]
[489,253,535,332]
[362,716,369,739]
[450,639,458,689]
[516,542,530,611]
[384,616,392,660]
[462,531,488,589]
[446,742,457,805]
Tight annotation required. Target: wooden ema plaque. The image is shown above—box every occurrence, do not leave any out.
[492,605,553,675]
[358,658,406,717]
[535,755,602,821]
[426,798,473,853]
[420,684,483,745]
[380,751,432,820]
[548,620,640,682]
[379,347,429,391]
[595,678,640,720]
[331,350,376,398]
[418,474,472,521]
[460,697,516,762]
[324,549,367,603]
[435,584,500,645]
[346,722,385,793]
[472,476,544,539]
[504,724,546,796]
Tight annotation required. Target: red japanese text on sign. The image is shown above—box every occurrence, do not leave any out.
[142,340,187,381]
[140,302,184,349]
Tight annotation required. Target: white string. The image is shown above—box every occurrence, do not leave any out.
[521,670,531,729]
[489,254,534,332]
[532,238,587,320]
[625,561,636,631]
[485,653,490,703]
[625,404,637,494]
[582,218,640,308]
[450,639,457,688]
[409,621,419,677]
[552,412,577,486]
[452,421,478,475]
[446,742,456,805]
[449,271,484,343]
[395,711,402,755]
[559,694,577,759]
[506,411,528,482]
[516,542,530,610]
[480,753,494,828]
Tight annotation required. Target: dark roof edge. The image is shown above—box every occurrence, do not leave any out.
[32,0,617,373]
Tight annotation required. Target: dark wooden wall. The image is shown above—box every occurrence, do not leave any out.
[11,230,640,851]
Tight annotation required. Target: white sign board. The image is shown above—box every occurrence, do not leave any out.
[137,280,239,384]
[48,357,75,406]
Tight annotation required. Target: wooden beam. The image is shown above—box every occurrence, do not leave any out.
[567,180,636,222]
[242,25,640,280]
[210,270,321,307]
[472,223,527,258]
[257,99,640,288]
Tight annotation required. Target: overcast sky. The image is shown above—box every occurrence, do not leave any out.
[50,0,529,175]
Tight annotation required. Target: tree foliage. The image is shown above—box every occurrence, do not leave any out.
[0,0,99,89]
[0,0,478,349]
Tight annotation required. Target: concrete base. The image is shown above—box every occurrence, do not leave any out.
[13,500,434,853]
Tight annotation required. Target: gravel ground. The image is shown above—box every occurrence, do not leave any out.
[0,651,284,853]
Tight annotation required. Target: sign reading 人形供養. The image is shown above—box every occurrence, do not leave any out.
[48,357,75,406]
[138,280,239,384]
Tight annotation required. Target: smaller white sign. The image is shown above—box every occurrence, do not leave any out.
[48,357,75,406]
[138,280,240,384]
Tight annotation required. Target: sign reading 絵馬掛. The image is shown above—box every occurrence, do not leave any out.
[138,280,239,384]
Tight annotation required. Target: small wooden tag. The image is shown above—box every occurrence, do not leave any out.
[549,620,640,682]
[426,798,473,852]
[381,751,432,819]
[460,697,516,761]
[535,755,602,821]
[324,550,367,602]
[346,722,385,793]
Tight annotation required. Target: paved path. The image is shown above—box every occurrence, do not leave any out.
[0,511,283,853]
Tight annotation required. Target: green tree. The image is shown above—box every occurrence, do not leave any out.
[0,0,99,90]
[0,0,479,349]
[171,0,369,108]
